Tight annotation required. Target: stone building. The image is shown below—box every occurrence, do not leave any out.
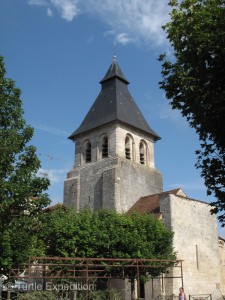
[64,58,225,299]
[64,57,162,212]
[128,189,224,299]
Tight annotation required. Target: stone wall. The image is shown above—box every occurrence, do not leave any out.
[160,193,222,299]
[72,122,157,168]
[64,156,162,212]
[64,122,162,212]
[114,123,156,168]
[114,158,162,212]
[219,237,225,295]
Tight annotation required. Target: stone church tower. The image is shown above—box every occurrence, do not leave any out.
[63,57,225,299]
[64,57,162,212]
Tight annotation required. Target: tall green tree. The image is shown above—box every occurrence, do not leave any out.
[159,0,225,223]
[0,56,50,272]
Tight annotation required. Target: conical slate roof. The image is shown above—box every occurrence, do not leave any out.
[69,59,160,140]
[100,58,129,84]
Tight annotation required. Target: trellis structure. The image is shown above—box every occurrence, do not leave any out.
[9,257,184,300]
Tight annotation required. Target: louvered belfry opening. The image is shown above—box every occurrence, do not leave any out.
[85,141,92,163]
[140,142,145,165]
[125,136,131,160]
[102,137,108,158]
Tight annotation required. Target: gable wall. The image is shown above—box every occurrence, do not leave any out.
[160,194,223,299]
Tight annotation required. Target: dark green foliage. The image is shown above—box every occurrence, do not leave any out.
[0,56,50,272]
[17,291,56,300]
[38,208,175,277]
[16,289,122,300]
[159,0,225,223]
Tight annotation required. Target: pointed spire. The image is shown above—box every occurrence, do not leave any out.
[100,56,129,84]
[100,42,129,84]
[69,58,161,141]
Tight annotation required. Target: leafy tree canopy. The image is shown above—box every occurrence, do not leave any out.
[159,0,225,223]
[38,208,175,277]
[0,56,50,272]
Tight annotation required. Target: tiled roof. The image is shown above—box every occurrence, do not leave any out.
[69,59,160,140]
[43,203,67,213]
[127,188,187,215]
[127,194,160,215]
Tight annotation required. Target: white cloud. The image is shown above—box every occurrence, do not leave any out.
[115,33,134,45]
[38,168,67,183]
[103,30,115,37]
[160,104,182,122]
[157,94,188,127]
[28,0,79,21]
[143,94,187,127]
[28,0,47,5]
[87,36,95,44]
[47,7,53,16]
[84,0,170,46]
[34,124,69,136]
[169,178,206,192]
[50,0,80,21]
[28,0,171,46]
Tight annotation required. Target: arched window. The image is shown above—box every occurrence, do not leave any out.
[139,140,147,165]
[101,136,108,158]
[85,141,92,163]
[125,135,132,160]
[140,142,145,164]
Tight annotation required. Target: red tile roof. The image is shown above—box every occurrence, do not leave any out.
[127,188,187,215]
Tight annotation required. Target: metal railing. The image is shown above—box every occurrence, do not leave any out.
[189,294,212,300]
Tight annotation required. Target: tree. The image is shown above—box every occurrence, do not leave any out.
[0,56,50,272]
[38,208,175,277]
[159,0,225,223]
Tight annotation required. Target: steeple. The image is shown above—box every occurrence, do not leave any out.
[64,57,163,213]
[69,59,160,141]
[99,57,129,84]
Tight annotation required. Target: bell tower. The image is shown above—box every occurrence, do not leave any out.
[64,57,163,212]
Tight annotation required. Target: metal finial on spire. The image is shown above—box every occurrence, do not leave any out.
[113,40,117,61]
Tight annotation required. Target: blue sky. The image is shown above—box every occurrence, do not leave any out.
[0,0,221,230]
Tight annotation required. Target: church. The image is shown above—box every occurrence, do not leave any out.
[64,56,225,299]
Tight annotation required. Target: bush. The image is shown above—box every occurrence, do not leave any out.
[17,291,56,300]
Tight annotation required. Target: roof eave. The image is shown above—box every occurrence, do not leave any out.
[100,75,129,85]
[68,120,161,141]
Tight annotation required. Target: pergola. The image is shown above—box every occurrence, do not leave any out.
[9,257,184,300]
